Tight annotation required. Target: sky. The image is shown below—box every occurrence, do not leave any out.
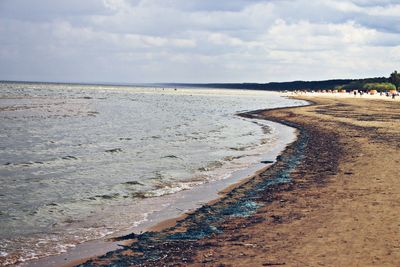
[0,0,399,83]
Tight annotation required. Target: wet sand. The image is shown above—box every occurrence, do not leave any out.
[76,96,400,266]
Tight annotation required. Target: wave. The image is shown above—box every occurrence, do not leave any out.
[141,181,205,198]
[1,155,79,168]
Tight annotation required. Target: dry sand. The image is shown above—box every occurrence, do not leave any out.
[192,96,400,266]
[78,96,400,266]
[289,91,400,102]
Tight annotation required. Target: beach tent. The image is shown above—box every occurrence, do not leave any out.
[389,89,397,94]
[339,90,347,93]
[369,89,378,95]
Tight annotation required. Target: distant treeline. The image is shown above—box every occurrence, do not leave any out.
[165,77,391,91]
[2,71,398,92]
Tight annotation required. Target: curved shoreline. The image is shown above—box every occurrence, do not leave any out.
[21,98,306,267]
[74,95,400,266]
[68,101,316,266]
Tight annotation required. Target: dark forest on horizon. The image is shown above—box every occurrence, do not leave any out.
[167,71,400,92]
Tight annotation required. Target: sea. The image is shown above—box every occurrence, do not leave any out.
[0,82,306,265]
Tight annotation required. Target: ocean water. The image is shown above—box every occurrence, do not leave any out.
[0,82,305,265]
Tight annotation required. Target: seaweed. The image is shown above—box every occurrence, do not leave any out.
[78,122,309,267]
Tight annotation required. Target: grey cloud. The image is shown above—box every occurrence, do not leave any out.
[351,0,400,7]
[0,0,399,83]
[131,0,268,12]
[0,0,112,21]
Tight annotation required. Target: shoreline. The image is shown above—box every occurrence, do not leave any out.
[67,102,312,266]
[21,101,302,267]
[74,95,400,266]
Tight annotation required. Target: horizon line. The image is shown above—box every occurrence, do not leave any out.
[0,76,388,87]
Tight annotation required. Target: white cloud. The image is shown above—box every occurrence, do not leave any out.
[0,0,399,83]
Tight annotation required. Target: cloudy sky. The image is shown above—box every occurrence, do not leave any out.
[0,0,399,83]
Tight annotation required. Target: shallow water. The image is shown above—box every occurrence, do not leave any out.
[0,82,305,265]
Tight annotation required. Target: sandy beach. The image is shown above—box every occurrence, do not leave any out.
[2,1,400,266]
[72,94,400,266]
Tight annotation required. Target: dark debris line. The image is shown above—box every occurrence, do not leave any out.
[78,119,309,267]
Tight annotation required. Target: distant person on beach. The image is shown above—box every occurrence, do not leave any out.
[392,93,396,99]
[354,91,357,96]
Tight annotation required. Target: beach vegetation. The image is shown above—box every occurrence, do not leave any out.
[335,72,398,92]
[363,82,396,92]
